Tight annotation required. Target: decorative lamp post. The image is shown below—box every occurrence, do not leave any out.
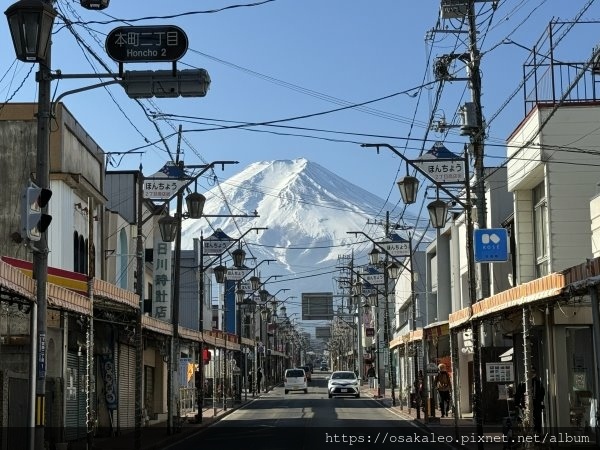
[353,280,363,297]
[236,286,246,306]
[387,262,401,280]
[427,199,450,229]
[5,0,56,62]
[397,175,419,205]
[213,264,227,284]
[369,246,380,265]
[250,275,261,291]
[158,215,178,243]
[259,289,269,303]
[232,247,246,268]
[185,192,206,219]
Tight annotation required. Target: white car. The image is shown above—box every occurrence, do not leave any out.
[284,368,308,394]
[327,371,360,398]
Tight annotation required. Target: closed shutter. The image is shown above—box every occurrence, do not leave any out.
[65,352,87,441]
[144,365,155,418]
[118,344,136,429]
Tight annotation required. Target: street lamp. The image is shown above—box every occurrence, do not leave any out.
[397,175,419,205]
[6,0,56,62]
[5,2,57,448]
[427,198,450,229]
[363,142,482,439]
[158,186,209,435]
[349,228,414,407]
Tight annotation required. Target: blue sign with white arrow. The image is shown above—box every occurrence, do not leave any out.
[474,228,509,263]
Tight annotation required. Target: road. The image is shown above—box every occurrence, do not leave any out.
[166,371,455,450]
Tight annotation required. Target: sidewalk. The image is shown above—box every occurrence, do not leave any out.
[361,386,507,450]
[79,391,266,450]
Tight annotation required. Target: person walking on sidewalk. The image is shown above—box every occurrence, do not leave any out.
[367,365,376,389]
[256,367,263,393]
[530,367,545,434]
[435,363,451,417]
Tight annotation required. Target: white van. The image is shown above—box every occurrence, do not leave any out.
[284,368,308,394]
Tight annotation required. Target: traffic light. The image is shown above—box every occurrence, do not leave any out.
[121,69,211,99]
[21,183,52,242]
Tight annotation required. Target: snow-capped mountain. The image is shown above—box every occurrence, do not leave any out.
[180,158,407,320]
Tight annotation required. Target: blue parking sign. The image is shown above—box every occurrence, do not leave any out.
[474,228,509,262]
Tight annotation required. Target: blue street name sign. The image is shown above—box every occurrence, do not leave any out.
[474,228,509,263]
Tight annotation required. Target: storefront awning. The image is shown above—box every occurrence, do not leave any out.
[0,258,35,303]
[48,282,91,316]
[389,328,423,349]
[423,320,449,340]
[449,272,566,329]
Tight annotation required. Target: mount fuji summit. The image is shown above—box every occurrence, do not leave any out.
[180,158,402,306]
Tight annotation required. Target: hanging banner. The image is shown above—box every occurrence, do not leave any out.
[100,354,118,410]
[153,238,172,321]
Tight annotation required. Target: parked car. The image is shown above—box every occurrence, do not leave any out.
[327,370,360,398]
[284,368,308,394]
[298,366,312,381]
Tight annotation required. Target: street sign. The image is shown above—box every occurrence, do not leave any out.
[203,228,234,255]
[105,25,188,63]
[474,228,509,263]
[362,273,384,285]
[380,237,410,257]
[143,162,190,199]
[414,142,465,183]
[426,362,439,375]
[226,268,251,281]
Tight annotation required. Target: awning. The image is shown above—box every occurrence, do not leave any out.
[389,328,423,349]
[423,320,449,340]
[449,272,566,329]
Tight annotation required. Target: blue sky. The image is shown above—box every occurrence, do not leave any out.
[0,0,600,202]
[3,0,600,335]
[2,0,599,222]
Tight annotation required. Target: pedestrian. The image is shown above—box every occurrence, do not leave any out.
[256,367,263,393]
[435,363,452,417]
[248,371,253,394]
[413,370,424,410]
[530,367,545,434]
[367,364,376,389]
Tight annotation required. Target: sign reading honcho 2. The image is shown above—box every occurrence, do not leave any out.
[106,25,188,63]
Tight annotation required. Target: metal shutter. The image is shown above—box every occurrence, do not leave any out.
[65,352,87,441]
[118,344,136,430]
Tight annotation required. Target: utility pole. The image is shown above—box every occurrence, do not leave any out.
[134,166,144,450]
[382,212,396,406]
[466,2,487,444]
[86,197,95,450]
[34,22,52,450]
[435,2,490,443]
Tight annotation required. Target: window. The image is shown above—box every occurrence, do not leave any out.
[533,182,548,277]
[73,232,87,274]
[397,307,409,329]
[73,232,79,272]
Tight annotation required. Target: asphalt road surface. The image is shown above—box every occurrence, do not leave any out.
[166,371,453,450]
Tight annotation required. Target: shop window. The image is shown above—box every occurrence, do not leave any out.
[566,327,595,430]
